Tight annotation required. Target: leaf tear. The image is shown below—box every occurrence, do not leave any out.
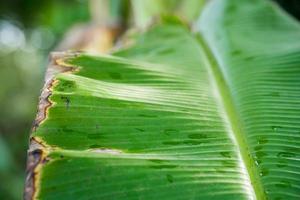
[89,148,123,155]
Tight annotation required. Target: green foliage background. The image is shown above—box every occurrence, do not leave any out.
[0,1,90,199]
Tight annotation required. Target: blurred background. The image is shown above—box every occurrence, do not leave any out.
[0,1,90,199]
[0,0,299,199]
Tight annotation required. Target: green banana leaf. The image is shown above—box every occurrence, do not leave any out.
[26,0,300,199]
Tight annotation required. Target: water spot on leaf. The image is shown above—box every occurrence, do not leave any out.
[256,151,268,160]
[257,136,268,144]
[188,133,207,139]
[264,189,270,195]
[277,152,295,158]
[166,174,174,183]
[150,165,178,169]
[60,96,70,110]
[254,145,263,151]
[245,56,255,61]
[221,160,235,168]
[163,129,179,135]
[55,80,76,92]
[259,168,269,177]
[162,141,182,146]
[275,180,291,188]
[60,128,74,133]
[220,151,231,158]
[89,144,102,148]
[135,128,145,132]
[182,140,202,145]
[138,114,157,118]
[252,152,263,166]
[276,160,288,168]
[271,126,282,132]
[87,133,102,139]
[109,72,122,80]
[149,159,164,164]
[231,50,242,55]
[270,92,280,97]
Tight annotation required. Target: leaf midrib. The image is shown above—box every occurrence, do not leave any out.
[196,34,265,200]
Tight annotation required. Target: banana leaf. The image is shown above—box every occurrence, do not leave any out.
[25,0,300,199]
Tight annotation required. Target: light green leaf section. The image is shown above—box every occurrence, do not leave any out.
[131,0,206,28]
[30,0,300,199]
[197,0,300,199]
[35,24,252,200]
